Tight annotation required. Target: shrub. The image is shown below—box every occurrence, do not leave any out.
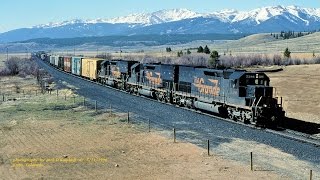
[0,57,39,77]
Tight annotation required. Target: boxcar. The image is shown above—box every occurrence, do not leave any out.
[71,57,82,76]
[81,58,104,80]
[63,57,72,73]
[49,55,55,65]
[51,55,60,67]
[58,56,64,70]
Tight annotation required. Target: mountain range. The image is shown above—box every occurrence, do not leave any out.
[1,5,320,43]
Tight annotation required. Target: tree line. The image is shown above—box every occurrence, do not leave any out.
[271,29,318,40]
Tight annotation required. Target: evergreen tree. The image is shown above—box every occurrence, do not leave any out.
[203,45,211,54]
[177,50,183,57]
[166,47,172,52]
[313,51,316,58]
[197,46,204,53]
[187,49,191,54]
[284,48,291,59]
[209,51,220,68]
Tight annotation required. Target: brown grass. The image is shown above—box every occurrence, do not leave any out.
[267,64,320,124]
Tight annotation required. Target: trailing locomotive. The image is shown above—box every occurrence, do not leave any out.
[42,54,285,127]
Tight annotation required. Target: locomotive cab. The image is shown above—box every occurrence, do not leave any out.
[238,72,284,126]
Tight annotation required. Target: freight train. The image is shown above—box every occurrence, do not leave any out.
[35,53,285,127]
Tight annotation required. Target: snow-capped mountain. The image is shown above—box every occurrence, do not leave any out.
[106,9,202,25]
[230,5,320,25]
[1,6,320,43]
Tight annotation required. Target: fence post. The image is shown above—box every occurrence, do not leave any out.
[127,111,129,123]
[95,100,97,111]
[64,94,66,101]
[207,139,210,156]
[173,128,176,143]
[73,96,76,104]
[56,89,58,97]
[310,170,312,180]
[36,90,37,96]
[2,94,4,102]
[250,152,253,171]
[148,119,150,132]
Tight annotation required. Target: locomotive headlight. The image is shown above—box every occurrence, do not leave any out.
[263,104,267,107]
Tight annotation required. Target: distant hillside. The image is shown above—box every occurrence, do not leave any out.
[17,34,246,47]
[210,32,320,53]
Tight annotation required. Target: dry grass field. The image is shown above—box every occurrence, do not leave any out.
[0,76,287,179]
[267,64,320,124]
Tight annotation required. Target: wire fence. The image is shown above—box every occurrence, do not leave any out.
[0,87,317,180]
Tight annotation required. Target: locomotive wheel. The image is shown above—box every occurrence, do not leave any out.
[176,96,184,106]
[155,92,163,102]
[164,93,170,103]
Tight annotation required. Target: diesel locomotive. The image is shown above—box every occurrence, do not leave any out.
[39,53,285,127]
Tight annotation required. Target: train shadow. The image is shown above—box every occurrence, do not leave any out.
[281,117,320,135]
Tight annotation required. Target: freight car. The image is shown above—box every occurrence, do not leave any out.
[43,54,285,127]
[63,56,72,73]
[81,58,104,80]
[71,57,82,76]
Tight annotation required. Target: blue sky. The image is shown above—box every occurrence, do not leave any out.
[0,0,318,33]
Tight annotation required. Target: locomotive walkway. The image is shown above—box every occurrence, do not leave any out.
[37,59,319,179]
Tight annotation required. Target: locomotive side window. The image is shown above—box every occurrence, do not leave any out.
[204,71,217,76]
[146,66,155,70]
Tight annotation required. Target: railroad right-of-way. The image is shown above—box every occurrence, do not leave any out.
[37,59,320,179]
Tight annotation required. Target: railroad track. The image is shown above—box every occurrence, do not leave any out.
[36,58,320,147]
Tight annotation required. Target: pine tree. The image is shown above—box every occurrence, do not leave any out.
[187,49,191,54]
[284,48,291,59]
[203,45,210,54]
[313,51,316,58]
[209,51,220,68]
[166,47,172,52]
[197,46,204,53]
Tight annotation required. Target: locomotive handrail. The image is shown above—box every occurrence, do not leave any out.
[251,97,256,107]
[254,96,263,116]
